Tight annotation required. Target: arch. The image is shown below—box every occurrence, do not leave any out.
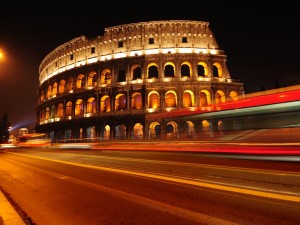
[52,82,58,96]
[45,107,50,120]
[133,123,143,140]
[201,119,211,137]
[213,63,223,78]
[131,92,143,109]
[165,90,177,107]
[218,120,224,132]
[86,126,96,139]
[182,90,194,107]
[131,64,142,80]
[199,90,211,106]
[79,128,84,140]
[148,91,160,109]
[86,97,96,114]
[166,121,179,139]
[57,103,64,118]
[229,91,239,101]
[76,74,85,89]
[148,122,161,139]
[58,79,65,94]
[40,90,45,102]
[103,125,111,140]
[184,121,195,138]
[67,77,73,92]
[100,69,112,84]
[39,109,44,122]
[115,124,126,139]
[215,90,226,103]
[47,85,52,98]
[87,71,97,87]
[164,62,175,78]
[115,93,127,111]
[75,99,84,115]
[100,95,111,112]
[197,62,208,77]
[50,105,56,119]
[147,63,159,79]
[66,101,72,116]
[180,62,191,78]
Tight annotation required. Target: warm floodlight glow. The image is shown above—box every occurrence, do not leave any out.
[114,52,127,58]
[178,48,193,53]
[76,61,86,67]
[145,49,159,55]
[67,64,75,70]
[40,45,218,84]
[162,77,173,82]
[87,57,97,64]
[129,50,142,56]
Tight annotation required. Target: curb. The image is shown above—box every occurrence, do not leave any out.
[0,190,25,225]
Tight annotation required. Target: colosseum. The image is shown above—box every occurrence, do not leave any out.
[35,20,244,142]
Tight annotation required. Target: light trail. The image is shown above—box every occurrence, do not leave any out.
[10,152,300,203]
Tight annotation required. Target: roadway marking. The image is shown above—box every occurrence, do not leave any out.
[75,154,300,175]
[10,152,300,203]
[6,154,237,225]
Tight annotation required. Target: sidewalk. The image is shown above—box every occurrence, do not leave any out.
[0,190,25,225]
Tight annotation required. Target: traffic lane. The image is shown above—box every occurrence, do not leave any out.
[0,154,210,225]
[10,149,300,193]
[28,146,300,171]
[1,153,300,225]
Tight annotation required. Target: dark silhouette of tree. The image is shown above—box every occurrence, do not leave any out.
[0,113,10,143]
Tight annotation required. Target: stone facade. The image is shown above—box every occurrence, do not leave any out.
[36,20,244,142]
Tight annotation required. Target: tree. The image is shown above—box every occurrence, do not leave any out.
[0,113,10,143]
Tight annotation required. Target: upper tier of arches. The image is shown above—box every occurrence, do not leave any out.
[39,20,224,85]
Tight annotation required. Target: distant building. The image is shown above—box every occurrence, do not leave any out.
[35,20,244,142]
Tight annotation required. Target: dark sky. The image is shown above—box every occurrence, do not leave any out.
[0,2,299,131]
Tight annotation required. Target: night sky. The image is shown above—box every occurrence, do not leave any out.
[0,2,299,131]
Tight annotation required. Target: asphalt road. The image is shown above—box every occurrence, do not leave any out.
[0,148,300,225]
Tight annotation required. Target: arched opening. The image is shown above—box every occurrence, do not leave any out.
[148,64,159,79]
[164,63,175,78]
[75,99,84,115]
[166,121,179,139]
[132,65,142,80]
[131,92,143,110]
[181,63,191,77]
[165,91,177,107]
[148,92,160,109]
[76,74,85,89]
[87,97,96,114]
[133,123,143,140]
[115,124,127,140]
[182,90,194,107]
[100,95,111,112]
[148,122,161,139]
[115,94,127,111]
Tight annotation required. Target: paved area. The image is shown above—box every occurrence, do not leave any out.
[0,190,25,225]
